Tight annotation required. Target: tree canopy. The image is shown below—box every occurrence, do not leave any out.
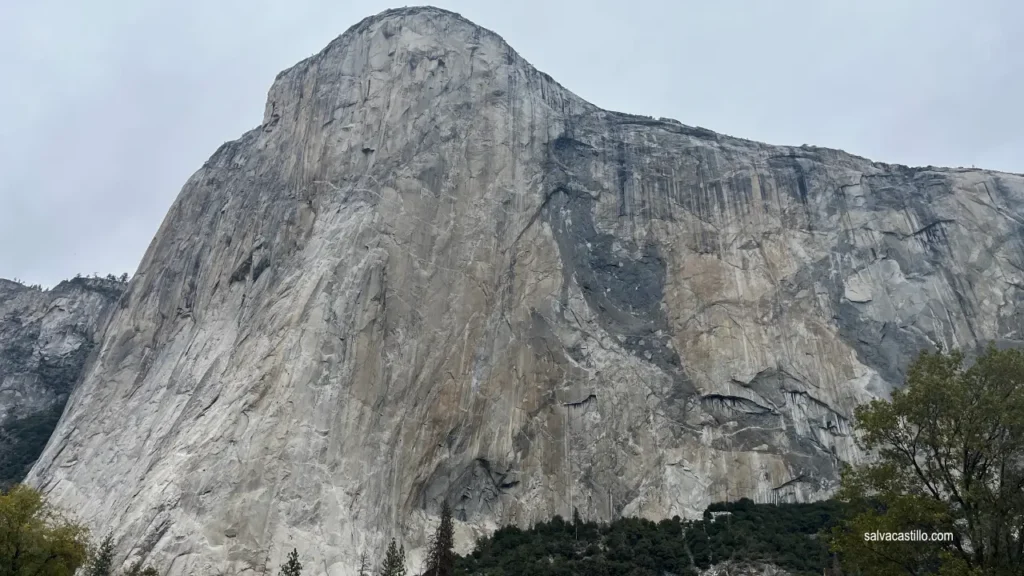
[84,535,114,576]
[455,499,847,576]
[829,345,1024,575]
[280,548,302,576]
[379,539,406,576]
[0,485,91,576]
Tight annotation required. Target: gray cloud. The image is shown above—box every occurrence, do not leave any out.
[2,0,1021,286]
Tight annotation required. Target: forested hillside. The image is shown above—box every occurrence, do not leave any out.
[455,499,848,576]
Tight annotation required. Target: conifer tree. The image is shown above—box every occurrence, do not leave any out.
[378,539,405,576]
[424,500,455,576]
[280,548,302,576]
[356,551,370,576]
[86,535,116,576]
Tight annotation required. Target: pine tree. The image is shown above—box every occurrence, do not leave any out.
[378,539,406,576]
[280,548,302,576]
[86,535,115,576]
[424,500,455,576]
[573,506,582,541]
[356,551,370,576]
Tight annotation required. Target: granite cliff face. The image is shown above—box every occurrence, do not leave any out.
[0,277,124,485]
[25,6,1024,575]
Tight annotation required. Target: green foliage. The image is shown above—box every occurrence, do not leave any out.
[379,539,406,576]
[425,501,455,576]
[85,535,115,576]
[454,500,847,576]
[829,346,1024,575]
[279,549,302,576]
[0,484,91,576]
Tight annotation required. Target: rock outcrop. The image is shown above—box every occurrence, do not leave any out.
[25,6,1024,576]
[0,277,125,485]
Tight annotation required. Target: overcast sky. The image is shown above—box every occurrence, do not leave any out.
[2,1,1021,287]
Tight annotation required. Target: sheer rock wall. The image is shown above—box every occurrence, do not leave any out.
[1,277,124,484]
